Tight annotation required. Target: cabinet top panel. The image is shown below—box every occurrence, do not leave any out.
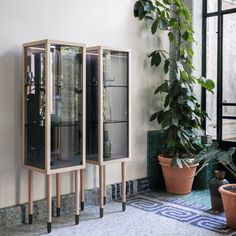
[86,45,131,53]
[23,39,86,48]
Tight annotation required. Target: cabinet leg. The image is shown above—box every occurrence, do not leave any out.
[80,169,84,211]
[56,173,61,217]
[75,170,80,225]
[99,165,104,218]
[47,175,52,233]
[103,165,106,205]
[28,170,33,224]
[121,162,126,212]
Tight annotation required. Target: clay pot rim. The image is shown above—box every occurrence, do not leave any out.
[158,154,171,159]
[219,184,236,197]
[158,155,199,168]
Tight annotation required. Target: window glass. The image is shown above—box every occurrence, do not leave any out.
[206,17,218,139]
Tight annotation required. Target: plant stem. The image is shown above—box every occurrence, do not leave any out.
[177,17,181,60]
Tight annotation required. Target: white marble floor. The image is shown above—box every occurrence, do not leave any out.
[0,196,226,236]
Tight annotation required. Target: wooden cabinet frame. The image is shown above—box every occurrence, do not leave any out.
[85,46,131,216]
[22,39,86,233]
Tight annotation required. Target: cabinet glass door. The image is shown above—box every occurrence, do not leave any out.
[86,49,99,162]
[24,44,46,169]
[103,50,129,161]
[50,45,83,169]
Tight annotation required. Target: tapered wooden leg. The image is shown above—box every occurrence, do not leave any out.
[103,165,106,205]
[47,175,52,233]
[80,169,84,211]
[99,165,104,218]
[28,170,33,224]
[75,170,80,225]
[121,162,126,212]
[56,173,61,217]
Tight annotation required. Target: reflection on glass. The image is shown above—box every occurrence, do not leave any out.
[50,45,83,169]
[207,0,218,12]
[103,50,128,86]
[104,129,111,158]
[104,87,128,122]
[223,106,236,117]
[86,50,99,161]
[222,119,236,141]
[222,14,236,104]
[104,123,128,159]
[206,17,218,139]
[86,49,129,162]
[222,0,236,10]
[25,44,46,169]
[103,50,129,161]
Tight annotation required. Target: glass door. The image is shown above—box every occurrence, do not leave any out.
[50,44,84,169]
[203,0,236,149]
[221,13,236,145]
[102,49,129,161]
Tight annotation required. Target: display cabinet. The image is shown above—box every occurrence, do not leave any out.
[86,46,131,217]
[23,40,86,233]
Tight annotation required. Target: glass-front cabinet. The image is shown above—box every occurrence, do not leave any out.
[86,46,130,217]
[86,46,130,165]
[23,40,86,174]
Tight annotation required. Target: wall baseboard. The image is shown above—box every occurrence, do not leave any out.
[0,177,149,228]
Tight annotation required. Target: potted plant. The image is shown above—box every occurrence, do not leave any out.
[197,144,236,229]
[134,0,215,194]
[195,142,236,213]
[195,143,236,229]
[213,151,236,229]
[219,184,236,229]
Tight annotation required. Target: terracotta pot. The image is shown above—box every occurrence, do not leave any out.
[158,155,199,195]
[219,184,236,229]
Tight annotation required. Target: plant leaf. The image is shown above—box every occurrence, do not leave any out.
[176,158,183,168]
[183,7,191,21]
[134,1,142,17]
[151,20,158,34]
[182,31,189,41]
[138,6,146,20]
[168,31,175,41]
[172,115,178,126]
[150,112,158,121]
[154,81,169,94]
[164,59,170,74]
[151,52,161,67]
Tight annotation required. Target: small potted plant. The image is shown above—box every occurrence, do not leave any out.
[134,0,214,194]
[195,143,236,229]
[195,143,234,210]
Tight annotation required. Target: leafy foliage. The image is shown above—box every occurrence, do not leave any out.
[195,142,236,177]
[134,0,215,167]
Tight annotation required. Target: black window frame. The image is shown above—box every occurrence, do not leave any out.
[202,0,236,147]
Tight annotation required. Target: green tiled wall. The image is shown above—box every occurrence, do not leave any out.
[147,130,218,190]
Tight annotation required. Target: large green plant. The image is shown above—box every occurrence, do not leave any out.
[134,0,215,167]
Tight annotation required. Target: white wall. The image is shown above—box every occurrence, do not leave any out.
[0,0,167,208]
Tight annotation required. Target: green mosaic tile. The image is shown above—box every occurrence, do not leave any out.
[147,130,167,190]
[147,130,218,190]
[0,178,148,228]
